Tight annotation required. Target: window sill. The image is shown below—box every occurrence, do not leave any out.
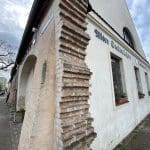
[139,96,145,99]
[138,92,145,99]
[115,98,129,106]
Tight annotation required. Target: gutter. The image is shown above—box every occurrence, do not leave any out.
[10,1,149,81]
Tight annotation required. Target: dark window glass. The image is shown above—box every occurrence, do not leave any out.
[145,72,150,94]
[134,67,142,92]
[111,56,124,99]
[123,28,134,49]
[134,67,145,99]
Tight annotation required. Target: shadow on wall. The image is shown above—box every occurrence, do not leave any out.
[17,55,37,113]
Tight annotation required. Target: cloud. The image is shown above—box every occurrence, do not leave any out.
[126,0,150,62]
[0,0,33,78]
[0,1,149,64]
[0,0,33,47]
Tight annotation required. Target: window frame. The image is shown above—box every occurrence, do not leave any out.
[145,72,150,96]
[134,67,145,99]
[123,27,135,50]
[111,53,128,106]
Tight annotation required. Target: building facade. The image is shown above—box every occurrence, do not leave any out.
[86,1,150,149]
[9,0,150,149]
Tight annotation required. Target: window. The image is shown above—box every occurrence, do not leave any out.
[41,61,47,84]
[111,54,128,106]
[134,67,145,99]
[145,72,150,96]
[123,27,134,49]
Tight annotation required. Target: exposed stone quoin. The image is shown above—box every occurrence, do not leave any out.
[7,0,96,149]
[55,0,96,149]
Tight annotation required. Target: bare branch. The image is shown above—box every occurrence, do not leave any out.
[0,40,16,71]
[1,53,9,58]
[0,62,14,71]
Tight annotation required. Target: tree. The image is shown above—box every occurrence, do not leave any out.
[0,40,16,71]
[0,83,2,91]
[146,53,150,63]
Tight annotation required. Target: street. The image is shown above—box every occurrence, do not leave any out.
[0,97,11,150]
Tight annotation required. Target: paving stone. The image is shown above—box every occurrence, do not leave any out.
[0,98,12,150]
[0,97,22,150]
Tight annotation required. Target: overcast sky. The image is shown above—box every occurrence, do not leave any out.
[126,0,150,62]
[0,0,149,60]
[0,0,33,78]
[0,0,33,47]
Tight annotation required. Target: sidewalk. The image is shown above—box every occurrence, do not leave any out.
[115,115,150,150]
[0,97,12,150]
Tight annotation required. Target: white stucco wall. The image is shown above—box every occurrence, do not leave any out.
[86,19,150,150]
[89,0,146,58]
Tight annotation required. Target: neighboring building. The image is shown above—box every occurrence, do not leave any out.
[0,77,7,91]
[9,0,150,149]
